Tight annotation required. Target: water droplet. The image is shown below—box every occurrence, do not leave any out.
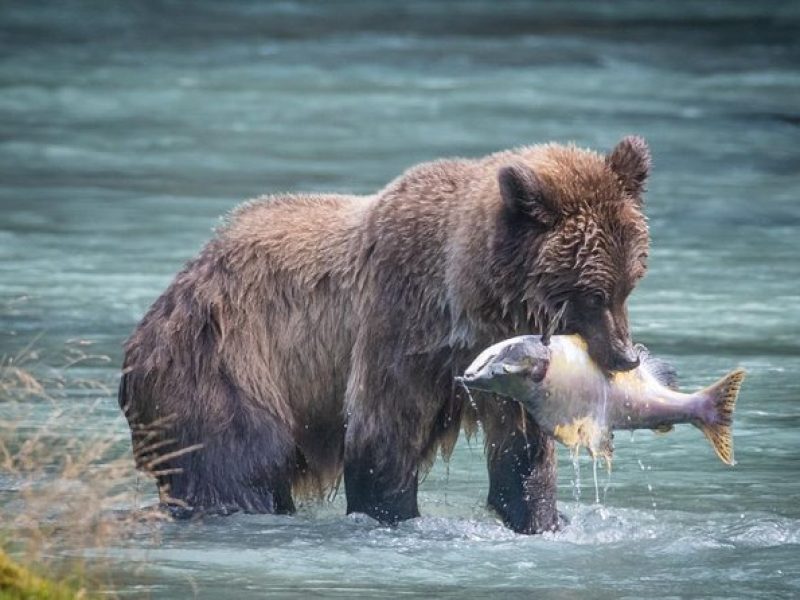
[571,451,581,503]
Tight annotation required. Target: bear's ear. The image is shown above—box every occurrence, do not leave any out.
[498,163,557,227]
[606,135,651,198]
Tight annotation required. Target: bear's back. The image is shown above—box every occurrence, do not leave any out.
[219,193,374,285]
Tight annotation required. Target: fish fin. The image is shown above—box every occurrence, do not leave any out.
[651,424,674,435]
[635,343,680,390]
[699,368,745,466]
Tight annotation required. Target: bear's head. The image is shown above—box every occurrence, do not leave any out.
[495,136,651,373]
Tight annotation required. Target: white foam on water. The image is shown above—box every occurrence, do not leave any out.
[545,504,664,545]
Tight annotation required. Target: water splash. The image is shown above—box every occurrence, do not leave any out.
[459,381,479,412]
[587,454,614,506]
[602,456,613,504]
[629,431,658,510]
[570,447,581,503]
[637,458,658,510]
[549,504,663,544]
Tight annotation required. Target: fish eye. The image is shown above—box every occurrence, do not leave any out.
[501,355,535,375]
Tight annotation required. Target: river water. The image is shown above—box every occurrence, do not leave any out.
[1,1,799,597]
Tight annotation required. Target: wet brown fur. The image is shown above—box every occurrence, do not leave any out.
[119,136,651,530]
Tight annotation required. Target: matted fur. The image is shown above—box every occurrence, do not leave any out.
[119,136,651,529]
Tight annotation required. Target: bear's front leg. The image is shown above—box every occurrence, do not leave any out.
[482,397,560,534]
[344,328,452,524]
[343,435,421,524]
[342,336,437,525]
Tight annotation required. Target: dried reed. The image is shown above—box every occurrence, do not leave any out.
[0,338,191,597]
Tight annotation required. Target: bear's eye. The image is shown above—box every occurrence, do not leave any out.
[586,292,606,309]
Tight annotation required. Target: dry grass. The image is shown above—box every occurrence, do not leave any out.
[0,337,181,597]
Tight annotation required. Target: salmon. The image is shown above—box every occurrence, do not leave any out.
[457,335,744,465]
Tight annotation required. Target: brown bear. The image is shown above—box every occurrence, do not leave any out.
[119,136,651,534]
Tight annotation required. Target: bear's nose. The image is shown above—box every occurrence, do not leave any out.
[610,350,640,372]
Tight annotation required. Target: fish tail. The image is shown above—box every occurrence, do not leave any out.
[698,368,745,466]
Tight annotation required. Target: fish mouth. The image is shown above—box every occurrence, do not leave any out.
[458,342,507,385]
[456,352,507,392]
[454,369,496,391]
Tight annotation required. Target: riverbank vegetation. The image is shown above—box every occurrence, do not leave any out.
[0,549,84,600]
[0,338,168,598]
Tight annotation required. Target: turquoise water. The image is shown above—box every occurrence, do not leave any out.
[1,1,799,597]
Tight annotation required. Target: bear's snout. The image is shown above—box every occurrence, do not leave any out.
[608,346,640,372]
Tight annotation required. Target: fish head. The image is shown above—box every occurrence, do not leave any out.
[458,335,550,400]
